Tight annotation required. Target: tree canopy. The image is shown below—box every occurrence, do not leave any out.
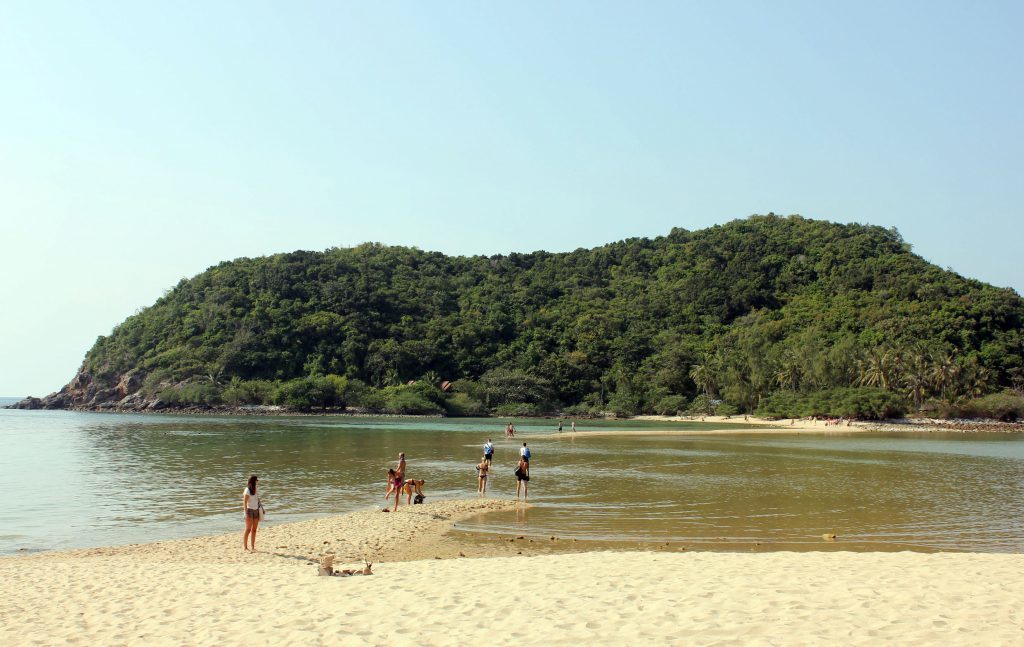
[77,215,1024,417]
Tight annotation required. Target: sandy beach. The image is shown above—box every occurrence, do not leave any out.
[553,415,1024,438]
[2,498,1022,646]
[551,414,864,438]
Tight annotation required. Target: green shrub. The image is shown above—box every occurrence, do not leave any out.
[444,392,489,417]
[755,391,803,419]
[562,402,601,417]
[653,395,689,416]
[494,402,544,417]
[606,389,643,417]
[687,394,718,416]
[339,378,374,409]
[954,391,1024,421]
[273,376,341,410]
[222,379,276,405]
[716,403,739,417]
[478,368,555,409]
[757,387,905,420]
[381,386,444,415]
[141,368,174,397]
[357,388,387,411]
[157,381,223,406]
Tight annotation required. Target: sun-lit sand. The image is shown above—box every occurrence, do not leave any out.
[2,498,1022,646]
[553,414,864,437]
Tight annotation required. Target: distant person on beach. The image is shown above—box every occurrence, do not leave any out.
[571,419,576,433]
[242,474,261,552]
[515,455,530,500]
[520,442,531,465]
[506,422,516,438]
[484,439,494,465]
[557,419,563,432]
[476,455,489,496]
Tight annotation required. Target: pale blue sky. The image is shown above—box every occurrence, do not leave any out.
[1,1,1022,396]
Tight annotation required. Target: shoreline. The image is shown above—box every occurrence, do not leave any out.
[3,498,1022,645]
[6,403,1023,434]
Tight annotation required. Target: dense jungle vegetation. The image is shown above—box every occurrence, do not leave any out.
[82,215,1024,419]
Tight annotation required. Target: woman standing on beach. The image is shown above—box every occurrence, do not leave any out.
[476,455,489,496]
[385,453,407,511]
[242,474,261,552]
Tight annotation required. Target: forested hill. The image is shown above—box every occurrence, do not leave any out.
[17,215,1024,419]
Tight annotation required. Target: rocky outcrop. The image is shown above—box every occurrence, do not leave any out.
[7,365,149,411]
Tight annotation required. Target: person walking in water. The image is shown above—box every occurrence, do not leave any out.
[557,419,563,432]
[476,455,490,496]
[520,442,531,466]
[571,419,576,433]
[483,439,494,466]
[242,474,261,553]
[514,454,530,500]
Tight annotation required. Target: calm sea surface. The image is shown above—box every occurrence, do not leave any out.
[2,398,1022,555]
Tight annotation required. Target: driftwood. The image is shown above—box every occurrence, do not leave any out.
[318,555,373,577]
[317,554,336,576]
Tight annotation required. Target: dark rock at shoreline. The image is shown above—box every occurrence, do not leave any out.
[9,396,44,410]
[6,363,137,411]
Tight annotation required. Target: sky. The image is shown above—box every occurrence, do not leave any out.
[1,1,1022,397]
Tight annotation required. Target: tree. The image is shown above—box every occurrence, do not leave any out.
[902,354,932,411]
[929,352,959,402]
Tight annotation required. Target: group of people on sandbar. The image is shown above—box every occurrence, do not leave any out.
[555,418,576,433]
[476,438,531,499]
[241,425,543,551]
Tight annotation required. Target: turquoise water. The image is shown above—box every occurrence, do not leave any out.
[2,402,1022,554]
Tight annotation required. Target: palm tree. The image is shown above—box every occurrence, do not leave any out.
[775,358,802,391]
[902,353,932,410]
[858,348,897,391]
[382,368,402,387]
[689,356,720,398]
[421,370,441,387]
[929,352,959,402]
[956,357,991,399]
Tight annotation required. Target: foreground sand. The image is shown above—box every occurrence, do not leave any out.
[3,500,1022,646]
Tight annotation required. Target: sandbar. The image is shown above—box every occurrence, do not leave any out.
[2,498,1022,645]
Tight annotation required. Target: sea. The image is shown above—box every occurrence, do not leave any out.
[2,396,1023,555]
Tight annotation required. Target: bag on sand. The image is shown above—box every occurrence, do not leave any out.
[258,503,266,522]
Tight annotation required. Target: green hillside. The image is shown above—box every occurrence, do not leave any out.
[73,215,1024,418]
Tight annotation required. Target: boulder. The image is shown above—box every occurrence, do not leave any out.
[10,397,43,410]
[115,369,145,399]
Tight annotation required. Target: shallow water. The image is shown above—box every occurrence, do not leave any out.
[1,405,1022,554]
